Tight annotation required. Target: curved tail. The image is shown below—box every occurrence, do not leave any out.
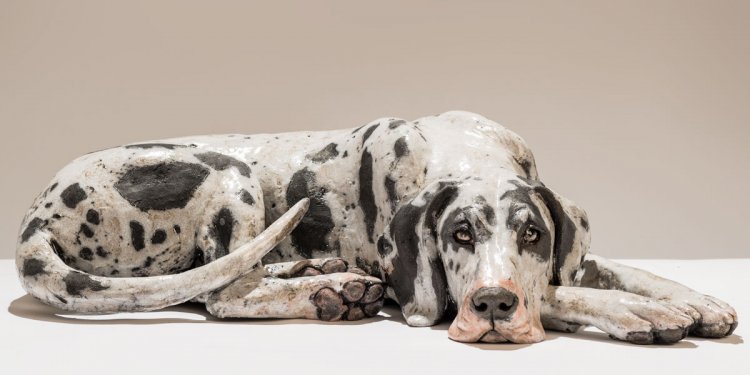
[15,199,309,313]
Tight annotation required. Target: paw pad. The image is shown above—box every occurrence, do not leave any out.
[312,281,384,321]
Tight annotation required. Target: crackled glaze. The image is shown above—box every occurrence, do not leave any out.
[16,111,737,344]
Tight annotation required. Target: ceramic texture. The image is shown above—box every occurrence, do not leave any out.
[15,111,737,344]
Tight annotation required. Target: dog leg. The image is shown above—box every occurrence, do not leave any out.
[264,257,369,278]
[575,254,738,337]
[541,285,694,344]
[205,266,385,321]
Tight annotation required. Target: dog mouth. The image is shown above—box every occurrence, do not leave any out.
[479,330,508,343]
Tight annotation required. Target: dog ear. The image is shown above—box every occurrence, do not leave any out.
[534,185,591,286]
[381,180,458,326]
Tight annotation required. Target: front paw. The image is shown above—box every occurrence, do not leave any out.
[604,293,695,344]
[666,293,738,338]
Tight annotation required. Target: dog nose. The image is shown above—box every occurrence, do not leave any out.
[471,287,518,320]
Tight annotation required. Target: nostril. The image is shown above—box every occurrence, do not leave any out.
[476,302,488,312]
[499,302,512,311]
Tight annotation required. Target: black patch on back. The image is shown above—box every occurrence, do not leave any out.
[60,183,87,209]
[384,176,398,212]
[358,150,377,243]
[210,208,234,258]
[377,235,393,256]
[151,229,167,244]
[86,209,100,225]
[63,271,109,296]
[195,151,251,177]
[308,143,339,163]
[361,124,379,145]
[394,137,409,159]
[22,258,47,277]
[20,217,47,243]
[286,168,334,257]
[115,162,209,211]
[239,189,256,205]
[125,143,184,150]
[129,221,146,251]
[388,119,406,129]
[79,247,94,261]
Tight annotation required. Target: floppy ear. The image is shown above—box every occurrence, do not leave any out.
[534,185,591,286]
[379,180,458,326]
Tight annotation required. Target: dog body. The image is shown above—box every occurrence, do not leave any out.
[16,111,737,344]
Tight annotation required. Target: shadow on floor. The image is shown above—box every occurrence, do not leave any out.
[8,293,742,349]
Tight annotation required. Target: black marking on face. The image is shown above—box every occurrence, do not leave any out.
[501,182,552,261]
[129,221,146,251]
[60,183,87,209]
[86,209,100,225]
[361,124,379,145]
[394,137,409,159]
[210,208,234,258]
[308,143,339,163]
[239,189,256,205]
[377,235,393,256]
[79,247,94,261]
[286,168,334,257]
[359,150,377,243]
[95,246,109,258]
[63,271,109,296]
[195,151,251,177]
[79,224,94,238]
[115,162,210,212]
[124,143,186,150]
[475,196,496,226]
[22,258,47,277]
[384,175,398,212]
[151,229,167,245]
[388,119,406,129]
[20,217,47,243]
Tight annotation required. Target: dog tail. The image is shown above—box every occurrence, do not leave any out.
[15,199,309,313]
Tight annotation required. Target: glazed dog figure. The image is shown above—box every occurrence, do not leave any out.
[16,111,737,344]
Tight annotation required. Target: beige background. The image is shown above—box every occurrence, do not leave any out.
[1,0,748,260]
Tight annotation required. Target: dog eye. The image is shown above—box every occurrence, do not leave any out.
[453,229,474,245]
[522,227,540,244]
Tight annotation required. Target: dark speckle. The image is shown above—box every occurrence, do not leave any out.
[173,225,181,234]
[307,143,339,163]
[389,119,406,129]
[63,271,109,296]
[60,183,87,209]
[86,209,100,225]
[79,247,94,261]
[195,151,251,177]
[361,124,379,145]
[210,208,235,258]
[20,217,47,243]
[22,258,47,277]
[95,246,109,258]
[79,224,94,238]
[129,221,145,251]
[151,229,167,244]
[239,189,256,205]
[394,137,409,158]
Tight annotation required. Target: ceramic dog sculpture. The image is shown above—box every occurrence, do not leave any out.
[16,111,737,344]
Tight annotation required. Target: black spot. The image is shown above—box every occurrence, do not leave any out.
[359,150,377,243]
[129,221,145,251]
[361,124,379,145]
[86,209,100,225]
[195,151,251,177]
[239,189,255,205]
[394,137,409,158]
[20,217,47,243]
[514,156,533,178]
[342,150,348,158]
[389,119,407,129]
[191,247,206,268]
[124,143,185,150]
[44,202,53,208]
[377,236,393,256]
[151,229,167,244]
[22,258,47,277]
[79,224,94,238]
[60,183,88,209]
[580,216,590,231]
[115,162,210,211]
[143,256,154,268]
[52,214,62,219]
[49,182,59,192]
[173,225,181,234]
[54,294,68,304]
[384,175,398,212]
[579,259,625,290]
[79,247,94,261]
[286,168,334,257]
[51,239,75,266]
[95,246,109,258]
[210,208,234,258]
[63,271,109,296]
[307,143,339,163]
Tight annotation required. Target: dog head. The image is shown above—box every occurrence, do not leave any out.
[383,175,589,343]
